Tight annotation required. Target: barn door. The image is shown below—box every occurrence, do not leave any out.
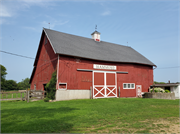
[106,72,117,97]
[136,85,142,97]
[93,72,105,98]
[93,71,117,98]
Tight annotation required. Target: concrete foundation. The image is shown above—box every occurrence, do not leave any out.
[55,89,90,101]
[144,92,175,100]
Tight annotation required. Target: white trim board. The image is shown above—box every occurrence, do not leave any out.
[77,69,128,74]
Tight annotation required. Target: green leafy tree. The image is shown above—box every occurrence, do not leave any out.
[1,64,7,90]
[154,81,166,84]
[4,80,18,90]
[45,71,57,100]
[17,78,30,90]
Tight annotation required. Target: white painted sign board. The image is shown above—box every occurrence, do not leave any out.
[93,64,117,70]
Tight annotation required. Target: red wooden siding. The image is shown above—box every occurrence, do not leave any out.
[106,73,115,85]
[94,72,104,85]
[30,33,58,90]
[57,55,153,97]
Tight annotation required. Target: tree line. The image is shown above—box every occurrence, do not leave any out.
[1,64,30,91]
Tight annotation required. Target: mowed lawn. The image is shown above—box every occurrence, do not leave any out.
[1,98,179,133]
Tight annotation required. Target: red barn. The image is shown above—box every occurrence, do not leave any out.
[30,28,156,100]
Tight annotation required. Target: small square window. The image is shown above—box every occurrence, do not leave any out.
[123,83,135,89]
[59,83,67,89]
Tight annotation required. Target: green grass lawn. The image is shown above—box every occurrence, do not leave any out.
[1,98,179,133]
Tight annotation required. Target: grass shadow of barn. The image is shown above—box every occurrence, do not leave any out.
[1,106,79,133]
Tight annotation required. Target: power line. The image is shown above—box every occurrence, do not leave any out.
[0,50,58,65]
[0,50,35,60]
[156,66,180,69]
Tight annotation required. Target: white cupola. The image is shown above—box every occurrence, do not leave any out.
[91,31,101,42]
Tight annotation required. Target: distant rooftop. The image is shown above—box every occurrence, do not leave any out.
[151,83,180,87]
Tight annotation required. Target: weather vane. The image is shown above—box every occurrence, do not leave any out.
[95,25,97,31]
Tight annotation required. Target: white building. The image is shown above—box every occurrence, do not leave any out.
[151,83,180,99]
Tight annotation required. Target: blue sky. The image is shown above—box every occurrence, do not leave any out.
[0,0,179,83]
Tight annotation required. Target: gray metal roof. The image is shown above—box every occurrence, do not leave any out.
[44,28,156,66]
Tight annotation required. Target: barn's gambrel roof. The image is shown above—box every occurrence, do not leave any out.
[44,28,156,66]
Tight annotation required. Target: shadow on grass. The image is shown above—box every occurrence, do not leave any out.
[1,106,79,133]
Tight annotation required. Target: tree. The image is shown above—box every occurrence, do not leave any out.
[45,71,57,100]
[17,78,30,90]
[4,80,18,90]
[1,64,7,90]
[154,81,166,84]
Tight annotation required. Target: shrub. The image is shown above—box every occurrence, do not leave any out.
[165,90,170,93]
[44,97,50,102]
[45,71,57,100]
[150,88,165,93]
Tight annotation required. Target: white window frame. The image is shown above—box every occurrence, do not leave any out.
[58,83,67,90]
[123,83,135,89]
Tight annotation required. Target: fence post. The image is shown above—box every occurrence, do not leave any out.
[21,92,22,100]
[90,87,92,99]
[90,86,93,99]
[27,89,29,103]
[12,93,13,99]
[6,93,8,99]
[28,90,29,102]
[26,89,27,101]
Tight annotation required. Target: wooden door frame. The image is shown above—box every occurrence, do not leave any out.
[93,71,117,98]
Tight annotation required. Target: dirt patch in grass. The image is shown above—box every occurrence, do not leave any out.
[85,117,180,133]
[150,117,180,134]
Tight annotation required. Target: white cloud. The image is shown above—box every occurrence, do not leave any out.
[41,20,69,29]
[59,20,69,25]
[101,10,111,16]
[23,26,40,32]
[0,4,12,17]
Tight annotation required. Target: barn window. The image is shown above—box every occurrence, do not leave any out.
[34,84,36,90]
[59,83,67,90]
[131,84,134,88]
[123,84,126,88]
[123,83,135,89]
